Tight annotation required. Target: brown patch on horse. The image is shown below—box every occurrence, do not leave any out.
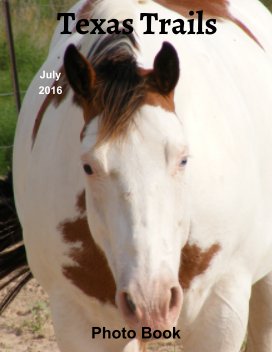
[154,0,262,48]
[232,18,263,49]
[179,242,221,289]
[76,0,94,21]
[58,191,116,305]
[32,66,69,148]
[76,190,86,214]
[72,0,94,33]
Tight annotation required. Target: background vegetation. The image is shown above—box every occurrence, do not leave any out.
[0,0,74,174]
[0,0,272,174]
[263,0,272,9]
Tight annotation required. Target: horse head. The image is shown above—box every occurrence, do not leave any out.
[64,38,190,333]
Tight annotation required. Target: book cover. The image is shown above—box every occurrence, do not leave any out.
[1,1,272,351]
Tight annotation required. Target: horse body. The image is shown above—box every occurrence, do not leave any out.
[13,0,272,351]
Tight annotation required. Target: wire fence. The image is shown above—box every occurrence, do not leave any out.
[0,91,26,97]
[0,0,75,175]
[0,0,272,175]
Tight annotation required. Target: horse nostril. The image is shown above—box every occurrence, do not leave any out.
[169,286,181,311]
[124,292,136,314]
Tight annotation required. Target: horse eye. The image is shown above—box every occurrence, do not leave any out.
[83,164,93,175]
[180,158,188,166]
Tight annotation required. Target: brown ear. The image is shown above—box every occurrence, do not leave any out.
[64,44,96,99]
[149,42,179,95]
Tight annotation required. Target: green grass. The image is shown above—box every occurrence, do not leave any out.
[22,300,50,335]
[0,0,272,174]
[0,0,74,174]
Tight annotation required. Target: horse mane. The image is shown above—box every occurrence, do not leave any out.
[70,0,146,142]
[86,33,146,142]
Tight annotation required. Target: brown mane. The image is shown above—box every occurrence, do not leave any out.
[82,33,147,143]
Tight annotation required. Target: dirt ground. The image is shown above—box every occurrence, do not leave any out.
[0,279,183,352]
[0,279,58,352]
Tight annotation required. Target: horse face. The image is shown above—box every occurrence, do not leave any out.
[64,42,190,332]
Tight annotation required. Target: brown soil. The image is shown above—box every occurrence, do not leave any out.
[0,279,58,352]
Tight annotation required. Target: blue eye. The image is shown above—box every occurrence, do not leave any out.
[180,158,188,166]
[83,164,93,175]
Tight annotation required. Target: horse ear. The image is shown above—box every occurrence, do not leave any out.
[64,44,95,99]
[150,42,179,95]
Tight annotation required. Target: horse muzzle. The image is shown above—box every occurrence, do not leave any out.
[116,277,183,338]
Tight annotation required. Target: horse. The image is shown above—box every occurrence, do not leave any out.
[7,0,272,351]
